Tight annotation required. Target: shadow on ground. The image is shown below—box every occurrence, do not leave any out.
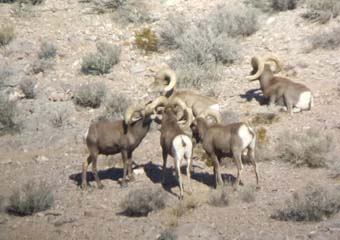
[240,88,267,105]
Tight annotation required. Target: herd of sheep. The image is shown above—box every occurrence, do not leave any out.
[81,53,313,199]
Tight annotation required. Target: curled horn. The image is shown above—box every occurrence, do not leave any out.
[156,68,177,92]
[199,109,221,124]
[145,96,168,114]
[246,56,265,81]
[263,53,282,74]
[170,97,193,129]
[124,104,145,125]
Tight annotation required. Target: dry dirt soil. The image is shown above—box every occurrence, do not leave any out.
[1,0,340,239]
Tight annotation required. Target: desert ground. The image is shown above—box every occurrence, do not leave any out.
[1,0,340,239]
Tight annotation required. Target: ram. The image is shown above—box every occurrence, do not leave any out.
[148,68,221,126]
[82,104,154,189]
[247,54,313,114]
[190,113,259,189]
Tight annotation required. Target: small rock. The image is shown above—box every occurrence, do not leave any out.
[34,155,49,163]
[1,159,12,164]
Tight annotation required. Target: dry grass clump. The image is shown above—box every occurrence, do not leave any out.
[158,229,177,240]
[134,27,158,54]
[0,24,15,47]
[208,188,229,207]
[6,180,54,216]
[81,42,121,75]
[254,127,273,162]
[171,197,198,217]
[120,188,167,217]
[308,27,340,50]
[277,129,334,168]
[302,0,340,23]
[73,82,106,108]
[250,113,280,126]
[103,92,132,119]
[272,184,340,221]
[38,40,57,59]
[239,186,256,203]
[50,110,69,128]
[19,77,36,99]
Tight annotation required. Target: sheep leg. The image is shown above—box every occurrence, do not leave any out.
[268,95,276,109]
[284,95,293,115]
[211,154,223,188]
[247,147,259,189]
[121,151,129,188]
[127,152,135,182]
[81,155,93,189]
[91,152,103,189]
[162,149,168,184]
[174,156,184,200]
[232,147,243,190]
[185,148,193,194]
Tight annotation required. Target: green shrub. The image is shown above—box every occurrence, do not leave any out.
[0,24,15,47]
[272,184,340,221]
[81,42,120,75]
[302,0,340,23]
[277,129,334,168]
[7,180,54,216]
[135,27,158,53]
[73,82,106,108]
[120,187,167,217]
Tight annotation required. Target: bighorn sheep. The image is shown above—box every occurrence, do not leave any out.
[82,104,154,189]
[152,97,193,199]
[148,68,221,125]
[190,114,259,189]
[247,54,313,114]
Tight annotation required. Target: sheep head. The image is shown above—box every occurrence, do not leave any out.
[148,68,177,95]
[247,54,282,81]
[124,104,155,125]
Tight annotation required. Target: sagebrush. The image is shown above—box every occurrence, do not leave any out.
[103,92,132,119]
[120,188,167,217]
[81,42,120,75]
[0,94,18,133]
[19,77,36,99]
[7,180,54,216]
[248,0,298,12]
[171,197,198,218]
[38,40,57,59]
[302,0,340,23]
[32,59,54,74]
[277,129,334,168]
[73,82,106,108]
[272,184,340,221]
[309,27,340,50]
[113,0,150,24]
[159,13,188,49]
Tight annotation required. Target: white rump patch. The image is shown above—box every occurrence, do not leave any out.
[209,104,220,112]
[238,125,253,149]
[296,91,312,110]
